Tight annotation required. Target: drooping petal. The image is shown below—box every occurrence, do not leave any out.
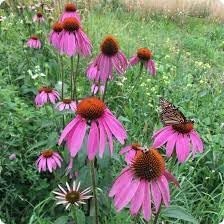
[47,158,53,172]
[130,179,145,215]
[100,118,114,155]
[150,181,162,213]
[129,55,139,66]
[103,109,127,144]
[98,120,106,158]
[176,134,190,163]
[152,126,174,148]
[190,130,203,153]
[87,121,99,160]
[68,120,87,157]
[58,116,82,145]
[164,170,179,187]
[157,175,170,207]
[152,126,169,139]
[115,179,140,212]
[142,181,151,221]
[109,169,133,197]
[166,132,179,157]
[98,55,111,82]
[147,60,156,76]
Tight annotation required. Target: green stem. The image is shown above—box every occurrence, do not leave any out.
[90,160,99,224]
[73,55,80,103]
[70,57,74,99]
[58,55,65,129]
[60,55,64,100]
[153,203,162,224]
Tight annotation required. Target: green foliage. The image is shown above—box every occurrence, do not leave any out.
[0,2,223,224]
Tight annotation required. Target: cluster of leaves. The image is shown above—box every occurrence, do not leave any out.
[0,1,224,224]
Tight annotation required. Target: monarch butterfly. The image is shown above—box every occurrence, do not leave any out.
[159,98,192,126]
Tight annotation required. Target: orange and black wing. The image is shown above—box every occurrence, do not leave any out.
[159,98,186,126]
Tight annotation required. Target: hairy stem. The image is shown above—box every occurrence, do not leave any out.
[70,56,74,99]
[90,160,99,224]
[73,54,80,103]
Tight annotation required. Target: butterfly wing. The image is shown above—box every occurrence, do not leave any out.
[159,98,186,126]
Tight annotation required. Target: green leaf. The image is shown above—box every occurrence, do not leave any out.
[163,206,198,224]
[75,208,86,224]
[54,216,69,224]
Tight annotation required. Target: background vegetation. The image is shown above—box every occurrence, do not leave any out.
[0,0,224,223]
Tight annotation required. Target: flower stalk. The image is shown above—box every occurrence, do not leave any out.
[73,54,80,103]
[90,160,99,224]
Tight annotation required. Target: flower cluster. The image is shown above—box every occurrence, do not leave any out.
[28,2,204,222]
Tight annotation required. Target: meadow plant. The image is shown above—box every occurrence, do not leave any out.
[1,1,212,223]
[27,35,41,48]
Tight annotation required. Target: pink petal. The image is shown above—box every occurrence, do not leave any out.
[129,55,139,66]
[147,60,156,76]
[100,118,114,155]
[115,179,140,212]
[176,134,190,163]
[166,132,179,157]
[98,120,106,158]
[130,179,145,215]
[109,169,133,197]
[47,158,53,172]
[151,181,162,213]
[52,155,62,168]
[125,150,136,164]
[119,146,132,154]
[58,116,82,145]
[68,120,87,157]
[190,130,203,153]
[41,158,47,172]
[103,110,127,144]
[152,126,170,139]
[157,175,170,207]
[142,181,151,221]
[164,170,179,187]
[87,121,99,160]
[152,126,174,148]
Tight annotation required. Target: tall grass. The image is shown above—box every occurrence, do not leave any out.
[121,0,224,20]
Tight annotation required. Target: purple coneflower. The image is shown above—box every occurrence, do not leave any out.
[56,99,76,112]
[130,48,156,76]
[60,3,81,23]
[36,149,62,172]
[33,12,45,23]
[35,86,60,107]
[59,17,92,57]
[49,22,63,49]
[109,148,179,221]
[152,122,203,163]
[53,181,92,210]
[58,97,127,160]
[86,35,128,82]
[27,35,41,49]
